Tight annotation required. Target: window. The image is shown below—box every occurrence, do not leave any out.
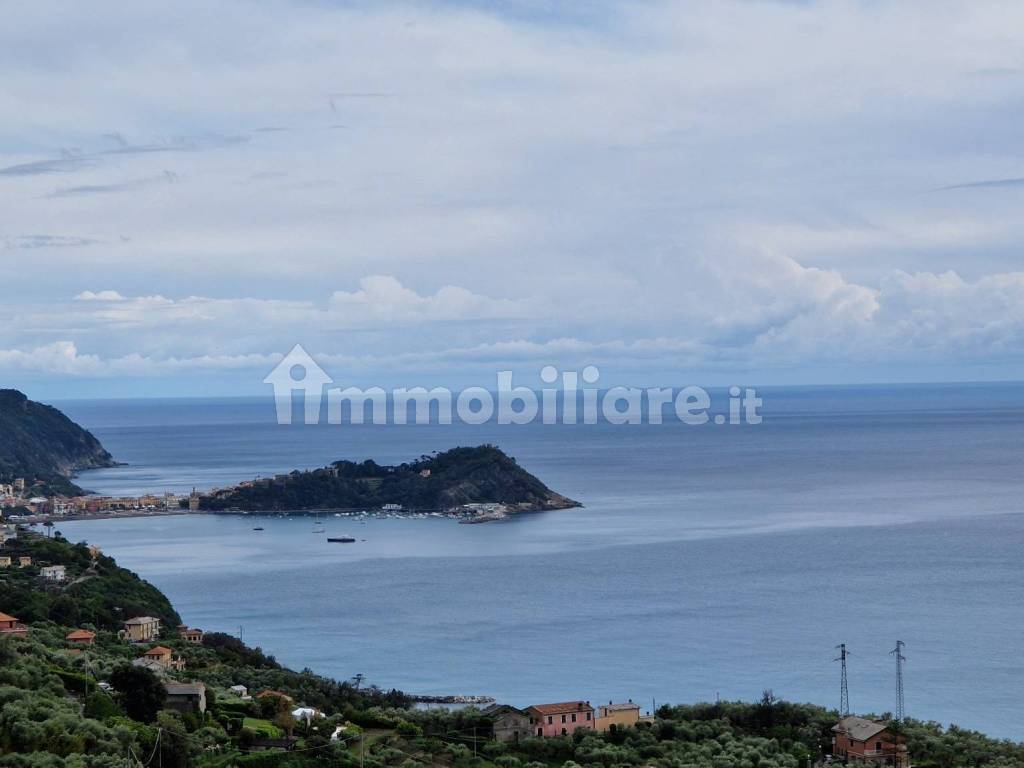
[561,728,567,736]
[547,716,552,725]
[876,742,882,752]
[571,713,577,723]
[586,713,592,721]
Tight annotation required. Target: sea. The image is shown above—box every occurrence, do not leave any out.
[51,383,1024,739]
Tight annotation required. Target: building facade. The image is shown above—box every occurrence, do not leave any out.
[832,716,909,767]
[596,701,641,732]
[121,616,161,642]
[527,701,596,738]
[483,704,532,743]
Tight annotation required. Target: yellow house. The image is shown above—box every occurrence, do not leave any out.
[0,556,11,568]
[18,556,31,568]
[121,616,161,642]
[596,701,641,732]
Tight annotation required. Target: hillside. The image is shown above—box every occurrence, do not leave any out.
[2,537,1022,767]
[0,389,116,495]
[200,445,580,514]
[0,534,180,630]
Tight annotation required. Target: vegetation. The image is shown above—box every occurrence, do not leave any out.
[2,536,1022,767]
[0,535,180,629]
[200,445,580,513]
[0,388,116,495]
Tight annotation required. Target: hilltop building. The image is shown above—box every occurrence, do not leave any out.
[121,616,161,642]
[527,701,595,738]
[483,704,532,743]
[596,700,641,731]
[0,612,28,637]
[832,716,909,767]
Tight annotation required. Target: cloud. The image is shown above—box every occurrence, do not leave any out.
[3,0,1024,390]
[938,178,1024,191]
[74,290,126,301]
[3,234,98,249]
[328,276,528,323]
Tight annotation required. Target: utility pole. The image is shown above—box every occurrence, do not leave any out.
[834,643,850,716]
[890,640,906,723]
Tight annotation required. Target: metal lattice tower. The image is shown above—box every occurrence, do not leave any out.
[890,640,906,723]
[834,644,850,716]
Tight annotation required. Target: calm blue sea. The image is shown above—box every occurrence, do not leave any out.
[53,384,1024,738]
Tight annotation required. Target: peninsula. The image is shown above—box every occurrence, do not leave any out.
[0,389,117,496]
[196,445,581,520]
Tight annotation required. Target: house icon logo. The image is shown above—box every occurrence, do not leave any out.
[263,344,333,424]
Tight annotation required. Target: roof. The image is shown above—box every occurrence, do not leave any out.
[66,629,96,640]
[165,682,206,696]
[132,658,168,673]
[0,612,19,622]
[144,645,173,656]
[123,616,159,625]
[528,701,593,715]
[483,704,527,716]
[833,716,889,741]
[602,702,641,712]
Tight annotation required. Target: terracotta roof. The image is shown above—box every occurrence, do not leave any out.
[0,612,19,623]
[833,716,889,741]
[528,701,593,715]
[66,629,96,640]
[144,645,173,656]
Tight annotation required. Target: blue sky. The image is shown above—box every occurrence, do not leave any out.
[3,0,1024,398]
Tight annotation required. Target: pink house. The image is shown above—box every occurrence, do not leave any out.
[527,701,595,737]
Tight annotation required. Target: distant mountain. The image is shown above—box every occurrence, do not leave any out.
[200,444,581,514]
[0,389,116,495]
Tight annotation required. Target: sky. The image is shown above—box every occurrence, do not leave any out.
[3,0,1024,398]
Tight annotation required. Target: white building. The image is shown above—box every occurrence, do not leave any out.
[40,565,67,582]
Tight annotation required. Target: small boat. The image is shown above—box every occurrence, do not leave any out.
[253,527,264,531]
[327,536,357,543]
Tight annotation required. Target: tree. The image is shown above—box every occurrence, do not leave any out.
[109,665,166,723]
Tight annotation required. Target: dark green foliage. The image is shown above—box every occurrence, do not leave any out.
[0,536,180,629]
[0,389,116,494]
[200,445,579,512]
[108,665,167,723]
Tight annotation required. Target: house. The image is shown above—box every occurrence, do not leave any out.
[0,612,28,637]
[132,658,169,675]
[40,564,67,582]
[177,625,204,644]
[382,503,403,512]
[291,707,324,724]
[18,557,31,567]
[164,682,207,714]
[527,701,596,738]
[121,616,161,642]
[483,704,532,744]
[229,684,250,699]
[0,557,10,568]
[596,700,641,732]
[66,629,96,646]
[832,716,909,767]
[141,645,185,670]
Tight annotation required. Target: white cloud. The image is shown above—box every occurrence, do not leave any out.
[74,290,125,301]
[3,0,1024,390]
